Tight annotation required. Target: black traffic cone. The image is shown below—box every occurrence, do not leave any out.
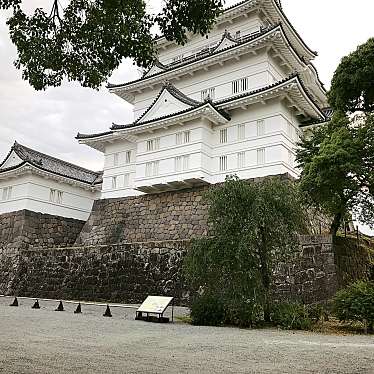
[55,301,64,312]
[10,297,18,307]
[32,300,40,309]
[103,304,112,317]
[74,303,82,314]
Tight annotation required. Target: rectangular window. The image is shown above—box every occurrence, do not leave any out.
[57,191,63,204]
[171,54,184,63]
[146,140,153,152]
[235,30,241,40]
[49,189,56,202]
[219,156,228,171]
[145,162,153,177]
[123,173,130,187]
[176,131,190,145]
[146,161,159,177]
[125,151,131,164]
[238,124,245,140]
[257,148,265,165]
[146,138,160,152]
[153,161,159,176]
[237,151,246,168]
[175,156,182,172]
[49,188,63,204]
[2,186,12,201]
[183,155,190,170]
[257,119,265,136]
[184,131,190,144]
[113,153,119,166]
[201,87,215,101]
[176,132,183,145]
[232,78,248,94]
[111,176,117,189]
[154,137,160,150]
[220,128,228,144]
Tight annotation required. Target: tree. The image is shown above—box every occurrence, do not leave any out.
[328,38,374,114]
[0,0,224,90]
[296,112,374,237]
[184,176,307,326]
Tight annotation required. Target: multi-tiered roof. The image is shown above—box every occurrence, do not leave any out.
[78,0,329,149]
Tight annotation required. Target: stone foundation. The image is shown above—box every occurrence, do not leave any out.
[13,241,188,304]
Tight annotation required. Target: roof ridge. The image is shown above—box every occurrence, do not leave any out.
[13,142,100,176]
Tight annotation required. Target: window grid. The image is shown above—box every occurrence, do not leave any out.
[183,155,190,170]
[57,191,63,205]
[257,119,265,136]
[113,153,119,166]
[176,131,190,145]
[175,156,182,172]
[238,124,245,140]
[232,78,248,94]
[146,161,159,177]
[220,128,228,144]
[257,148,265,165]
[125,151,131,164]
[111,176,117,189]
[201,87,215,101]
[237,151,246,168]
[49,189,56,202]
[124,173,130,187]
[219,156,228,171]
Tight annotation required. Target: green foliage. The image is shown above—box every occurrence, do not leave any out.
[329,38,374,113]
[333,281,374,332]
[184,176,308,326]
[0,0,223,90]
[271,303,312,330]
[296,112,374,236]
[190,294,225,326]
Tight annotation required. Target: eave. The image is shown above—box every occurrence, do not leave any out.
[0,162,101,191]
[215,75,326,122]
[109,24,325,106]
[111,102,231,134]
[154,0,315,62]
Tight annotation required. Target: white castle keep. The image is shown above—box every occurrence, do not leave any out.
[77,0,329,199]
[0,0,329,219]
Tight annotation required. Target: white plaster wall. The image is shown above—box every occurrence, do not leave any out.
[134,51,284,120]
[100,98,303,198]
[0,173,99,220]
[157,12,263,64]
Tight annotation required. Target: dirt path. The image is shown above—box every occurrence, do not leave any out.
[0,298,373,373]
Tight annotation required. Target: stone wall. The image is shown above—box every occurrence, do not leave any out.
[0,210,85,295]
[76,186,210,246]
[274,235,338,304]
[6,235,337,305]
[0,210,85,250]
[13,240,188,304]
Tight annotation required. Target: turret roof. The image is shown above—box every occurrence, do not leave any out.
[0,141,102,185]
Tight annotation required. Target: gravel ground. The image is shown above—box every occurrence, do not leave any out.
[0,297,373,374]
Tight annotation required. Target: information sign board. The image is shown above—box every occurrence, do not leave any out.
[137,296,173,315]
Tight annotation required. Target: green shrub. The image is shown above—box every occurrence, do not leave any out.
[271,303,312,330]
[190,294,225,326]
[333,281,374,332]
[224,301,263,328]
[307,303,330,322]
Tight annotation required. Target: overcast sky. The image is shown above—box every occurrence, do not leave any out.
[0,1,373,233]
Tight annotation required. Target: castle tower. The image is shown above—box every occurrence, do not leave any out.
[77,0,329,198]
